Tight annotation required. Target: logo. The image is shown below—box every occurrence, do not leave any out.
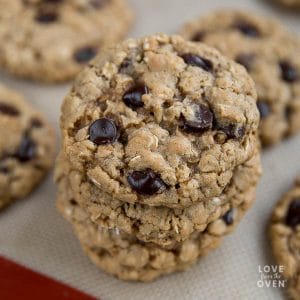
[257,265,287,288]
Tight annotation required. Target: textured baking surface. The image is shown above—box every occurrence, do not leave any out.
[0,0,299,299]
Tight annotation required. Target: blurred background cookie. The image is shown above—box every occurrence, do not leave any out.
[0,0,133,83]
[0,84,55,209]
[269,177,300,300]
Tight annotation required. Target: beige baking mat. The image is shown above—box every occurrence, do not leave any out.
[0,0,299,299]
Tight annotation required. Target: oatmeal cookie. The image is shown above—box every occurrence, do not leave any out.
[0,0,133,82]
[270,177,300,300]
[0,84,55,209]
[60,34,259,208]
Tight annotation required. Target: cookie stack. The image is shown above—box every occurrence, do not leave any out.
[56,34,262,281]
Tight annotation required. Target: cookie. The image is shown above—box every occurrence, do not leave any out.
[60,33,259,208]
[180,10,300,147]
[0,0,133,82]
[0,84,55,209]
[55,148,261,248]
[270,178,300,300]
[57,173,257,281]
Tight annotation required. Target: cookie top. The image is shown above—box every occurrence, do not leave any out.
[270,178,300,299]
[0,84,56,209]
[57,173,256,282]
[61,34,259,208]
[0,0,133,82]
[55,148,261,248]
[180,10,300,147]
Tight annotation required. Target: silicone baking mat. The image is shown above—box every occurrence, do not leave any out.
[0,1,299,299]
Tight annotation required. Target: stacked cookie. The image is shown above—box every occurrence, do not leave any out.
[56,34,262,281]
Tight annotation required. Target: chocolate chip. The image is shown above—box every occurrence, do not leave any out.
[235,53,255,71]
[218,123,245,139]
[88,118,117,145]
[279,61,298,83]
[234,21,260,38]
[223,209,234,225]
[0,166,8,174]
[127,169,167,195]
[123,85,148,109]
[15,135,36,162]
[35,11,58,23]
[70,199,78,206]
[191,31,205,42]
[181,54,213,72]
[74,47,97,64]
[31,118,43,128]
[285,198,300,227]
[181,104,213,133]
[0,103,20,116]
[257,101,270,119]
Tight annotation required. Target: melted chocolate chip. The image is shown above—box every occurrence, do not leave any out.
[181,54,213,72]
[0,103,20,116]
[257,101,270,119]
[280,61,298,83]
[15,136,36,162]
[35,11,58,23]
[218,123,245,139]
[234,21,260,38]
[123,85,148,109]
[181,104,213,133]
[88,118,117,145]
[127,169,167,195]
[223,209,234,225]
[235,53,255,71]
[192,31,205,42]
[285,198,300,227]
[74,47,97,64]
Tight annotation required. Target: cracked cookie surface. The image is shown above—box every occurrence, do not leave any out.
[55,148,261,248]
[0,84,55,209]
[180,10,300,147]
[57,172,257,281]
[61,34,259,208]
[270,178,300,300]
[0,0,133,82]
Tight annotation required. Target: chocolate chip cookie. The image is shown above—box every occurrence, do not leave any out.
[0,84,55,209]
[57,172,258,281]
[55,147,261,248]
[270,178,300,300]
[0,0,133,82]
[60,34,260,208]
[180,10,300,147]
